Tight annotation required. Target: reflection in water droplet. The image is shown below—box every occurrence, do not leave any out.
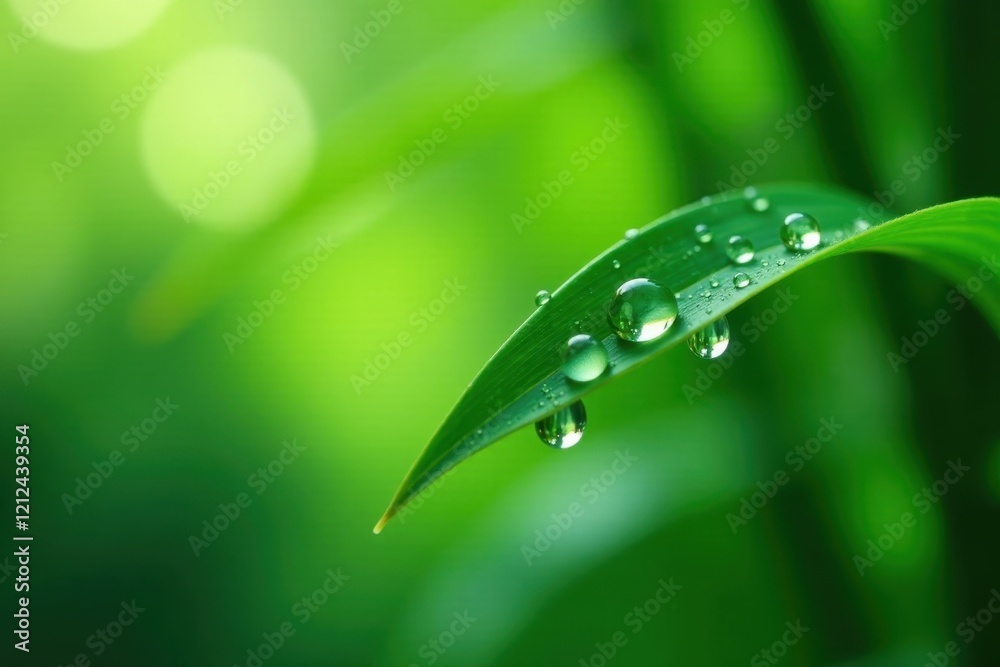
[780,212,822,251]
[535,400,587,449]
[607,278,679,342]
[726,235,755,264]
[688,316,730,359]
[733,272,751,288]
[561,334,609,382]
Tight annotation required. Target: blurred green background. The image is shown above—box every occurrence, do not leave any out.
[2,0,999,665]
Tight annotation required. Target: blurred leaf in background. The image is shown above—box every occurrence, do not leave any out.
[0,0,997,665]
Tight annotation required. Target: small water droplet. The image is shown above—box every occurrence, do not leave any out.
[625,228,639,240]
[749,197,770,212]
[733,272,751,288]
[535,400,586,449]
[701,290,712,298]
[743,186,759,199]
[761,259,769,267]
[700,196,712,206]
[854,219,872,233]
[694,224,713,243]
[688,316,731,359]
[535,290,551,306]
[780,213,822,251]
[776,259,786,266]
[726,235,755,264]
[607,278,679,343]
[706,308,713,315]
[561,334,609,382]
[612,259,621,269]
[710,279,720,288]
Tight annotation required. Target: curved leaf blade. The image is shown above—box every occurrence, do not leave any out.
[375,184,1000,532]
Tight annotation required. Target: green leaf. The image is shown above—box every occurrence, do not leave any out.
[374,184,1000,532]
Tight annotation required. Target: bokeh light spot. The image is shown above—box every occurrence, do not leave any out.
[7,0,172,50]
[140,47,316,232]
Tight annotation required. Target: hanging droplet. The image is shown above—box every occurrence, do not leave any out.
[694,224,713,243]
[688,316,730,359]
[535,400,587,449]
[625,228,639,240]
[612,259,621,269]
[726,235,755,264]
[535,290,551,307]
[607,278,679,343]
[780,213,822,251]
[733,272,751,288]
[561,334,609,382]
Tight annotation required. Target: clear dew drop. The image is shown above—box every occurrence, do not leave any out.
[780,212,822,251]
[701,290,712,298]
[733,272,751,288]
[710,279,720,288]
[535,290,551,306]
[726,235,755,264]
[749,197,770,212]
[561,334,609,382]
[607,278,679,343]
[625,228,639,240]
[535,400,587,449]
[776,259,786,266]
[694,224,713,243]
[612,259,621,269]
[688,316,730,359]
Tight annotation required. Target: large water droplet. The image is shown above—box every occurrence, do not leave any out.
[535,290,551,307]
[562,334,609,382]
[726,235,755,264]
[780,213,821,251]
[733,272,750,288]
[694,224,713,243]
[607,278,679,343]
[535,400,587,449]
[688,316,730,359]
